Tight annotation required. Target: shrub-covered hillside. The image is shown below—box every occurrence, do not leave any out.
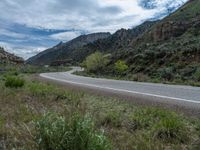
[79,0,200,86]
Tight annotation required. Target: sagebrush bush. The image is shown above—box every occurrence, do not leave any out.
[159,67,174,81]
[35,113,111,150]
[5,76,25,88]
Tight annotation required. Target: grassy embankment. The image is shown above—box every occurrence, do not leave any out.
[0,67,200,149]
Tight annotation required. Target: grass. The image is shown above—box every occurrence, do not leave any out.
[153,116,189,143]
[36,113,111,150]
[0,64,71,75]
[4,76,25,88]
[0,72,200,149]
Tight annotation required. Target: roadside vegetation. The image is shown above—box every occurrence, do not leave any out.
[0,64,70,75]
[82,51,109,73]
[0,68,200,149]
[76,50,200,86]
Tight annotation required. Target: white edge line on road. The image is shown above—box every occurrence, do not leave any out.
[40,74,200,104]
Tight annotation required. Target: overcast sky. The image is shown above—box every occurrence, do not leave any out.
[0,0,187,59]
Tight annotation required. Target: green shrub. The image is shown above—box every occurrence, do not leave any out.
[194,68,200,81]
[35,113,111,150]
[5,76,25,88]
[153,116,189,143]
[159,67,174,81]
[85,52,109,73]
[114,60,128,74]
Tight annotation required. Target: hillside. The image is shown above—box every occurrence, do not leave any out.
[116,0,200,84]
[27,0,200,85]
[27,21,157,65]
[26,32,111,65]
[78,0,200,85]
[0,47,24,64]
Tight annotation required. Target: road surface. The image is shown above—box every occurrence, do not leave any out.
[40,67,200,113]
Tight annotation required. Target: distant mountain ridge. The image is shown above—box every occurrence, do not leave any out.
[27,21,157,65]
[0,47,24,64]
[27,32,111,65]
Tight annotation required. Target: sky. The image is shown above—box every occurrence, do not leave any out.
[0,0,188,59]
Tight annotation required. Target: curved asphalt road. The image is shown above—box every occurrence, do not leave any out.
[40,67,200,111]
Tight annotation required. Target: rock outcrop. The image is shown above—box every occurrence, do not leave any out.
[0,47,24,64]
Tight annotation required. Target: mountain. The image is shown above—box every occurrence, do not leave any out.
[27,32,111,65]
[67,21,157,63]
[111,0,200,83]
[0,47,24,64]
[27,21,156,65]
[27,0,200,84]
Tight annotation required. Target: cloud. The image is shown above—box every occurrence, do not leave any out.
[50,31,82,42]
[0,29,27,39]
[0,0,188,59]
[138,0,187,10]
[0,41,48,59]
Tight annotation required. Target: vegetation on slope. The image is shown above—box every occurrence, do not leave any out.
[28,0,200,86]
[77,0,200,86]
[166,0,200,21]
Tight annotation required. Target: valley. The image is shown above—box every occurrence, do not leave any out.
[0,0,200,149]
[27,0,200,86]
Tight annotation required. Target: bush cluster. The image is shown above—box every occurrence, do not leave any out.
[114,60,128,74]
[84,52,109,73]
[5,76,25,88]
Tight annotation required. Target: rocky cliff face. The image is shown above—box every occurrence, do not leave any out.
[0,47,24,64]
[150,21,190,42]
[149,16,200,42]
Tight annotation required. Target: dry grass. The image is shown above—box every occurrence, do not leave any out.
[0,74,200,149]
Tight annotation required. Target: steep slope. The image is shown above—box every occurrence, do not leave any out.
[27,33,111,65]
[108,0,200,84]
[0,47,24,64]
[134,0,200,43]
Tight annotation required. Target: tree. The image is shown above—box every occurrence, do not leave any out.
[85,52,109,73]
[115,60,128,74]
